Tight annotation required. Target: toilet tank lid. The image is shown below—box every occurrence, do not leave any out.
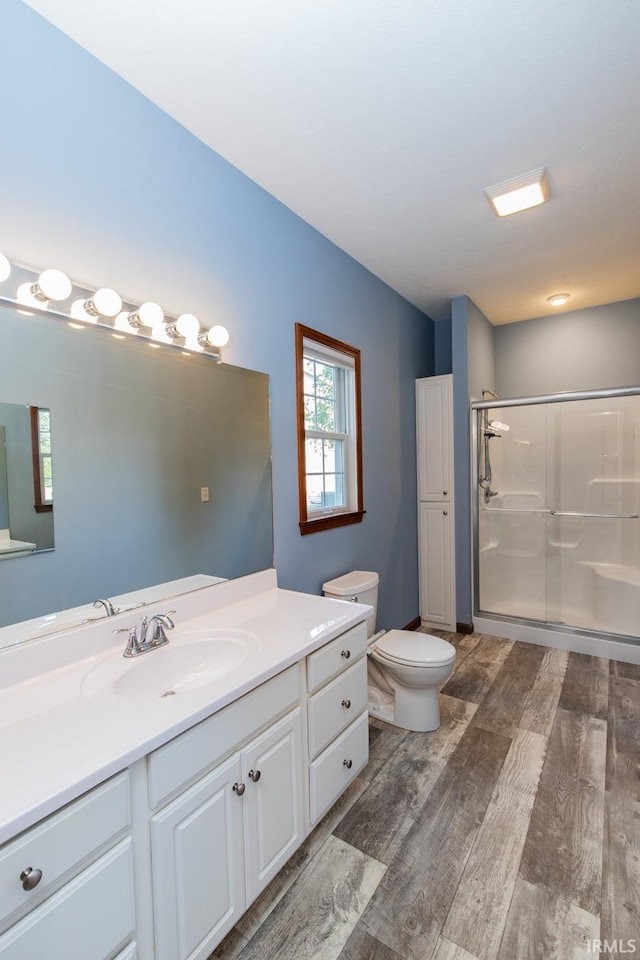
[322,570,379,595]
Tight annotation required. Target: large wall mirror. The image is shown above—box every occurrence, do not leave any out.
[0,302,273,635]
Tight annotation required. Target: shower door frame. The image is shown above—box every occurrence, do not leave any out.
[471,384,640,647]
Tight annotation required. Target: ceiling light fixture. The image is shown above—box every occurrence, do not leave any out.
[547,293,570,307]
[484,167,551,217]
[0,253,228,360]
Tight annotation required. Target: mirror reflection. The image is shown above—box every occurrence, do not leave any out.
[0,303,273,633]
[0,402,55,559]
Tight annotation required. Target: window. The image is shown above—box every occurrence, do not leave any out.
[295,323,364,534]
[30,406,53,512]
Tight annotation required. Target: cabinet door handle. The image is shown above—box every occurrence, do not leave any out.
[232,782,246,796]
[443,510,448,516]
[342,699,351,709]
[248,769,261,782]
[343,759,353,769]
[443,490,448,496]
[20,867,43,891]
[341,649,351,659]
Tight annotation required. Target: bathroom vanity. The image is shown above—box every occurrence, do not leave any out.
[0,570,371,960]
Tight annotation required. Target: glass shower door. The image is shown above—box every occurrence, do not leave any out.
[477,392,640,640]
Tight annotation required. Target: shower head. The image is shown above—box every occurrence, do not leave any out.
[485,419,510,438]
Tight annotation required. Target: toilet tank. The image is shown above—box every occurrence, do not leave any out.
[322,571,379,638]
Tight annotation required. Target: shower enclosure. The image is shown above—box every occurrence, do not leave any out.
[472,387,640,645]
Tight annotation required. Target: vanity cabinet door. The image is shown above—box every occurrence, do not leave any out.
[150,753,245,960]
[241,707,303,905]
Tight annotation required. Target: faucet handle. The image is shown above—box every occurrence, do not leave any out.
[149,611,176,645]
[114,625,141,658]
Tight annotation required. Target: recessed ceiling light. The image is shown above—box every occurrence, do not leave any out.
[484,167,551,217]
[547,293,570,307]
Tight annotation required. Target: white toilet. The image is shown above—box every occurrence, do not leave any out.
[322,570,456,732]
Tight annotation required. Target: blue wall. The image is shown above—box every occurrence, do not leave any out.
[0,1,434,629]
[495,298,640,397]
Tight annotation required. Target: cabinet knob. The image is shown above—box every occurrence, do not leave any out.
[443,490,448,496]
[20,867,43,891]
[443,510,448,516]
[248,769,261,782]
[343,759,353,769]
[341,649,351,659]
[341,699,352,709]
[232,782,246,796]
[350,595,358,602]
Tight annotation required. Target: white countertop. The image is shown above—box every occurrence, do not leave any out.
[0,569,371,845]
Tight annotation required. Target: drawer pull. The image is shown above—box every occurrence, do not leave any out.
[443,490,448,496]
[343,759,353,769]
[232,782,246,796]
[341,649,351,659]
[443,510,448,516]
[248,769,261,782]
[341,699,352,709]
[20,867,43,891]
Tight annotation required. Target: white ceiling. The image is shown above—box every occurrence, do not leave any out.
[22,0,640,324]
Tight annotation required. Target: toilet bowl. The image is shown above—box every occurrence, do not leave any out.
[322,571,456,732]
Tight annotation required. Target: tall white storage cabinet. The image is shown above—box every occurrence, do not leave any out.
[416,375,456,630]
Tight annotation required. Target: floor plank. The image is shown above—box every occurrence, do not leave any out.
[433,938,482,960]
[519,708,607,915]
[470,642,546,737]
[338,927,406,960]
[601,675,640,944]
[610,659,640,682]
[442,729,548,960]
[559,651,609,720]
[442,635,513,705]
[335,696,477,864]
[519,648,569,739]
[498,877,599,960]
[234,836,386,960]
[358,725,511,960]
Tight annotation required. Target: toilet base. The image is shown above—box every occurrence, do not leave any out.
[367,683,442,732]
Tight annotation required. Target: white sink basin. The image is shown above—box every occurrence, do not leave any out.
[82,628,261,701]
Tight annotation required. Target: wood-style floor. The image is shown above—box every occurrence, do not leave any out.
[211,631,640,960]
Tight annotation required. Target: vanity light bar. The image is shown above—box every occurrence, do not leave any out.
[0,252,230,361]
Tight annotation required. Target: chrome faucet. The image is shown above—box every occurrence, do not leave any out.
[93,598,120,617]
[115,610,176,658]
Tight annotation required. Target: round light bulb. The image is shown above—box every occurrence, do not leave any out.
[137,301,164,328]
[175,313,200,338]
[91,288,123,318]
[206,325,230,348]
[0,253,11,283]
[37,268,72,301]
[70,299,97,322]
[17,282,47,310]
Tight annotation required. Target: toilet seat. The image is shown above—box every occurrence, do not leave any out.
[373,629,455,667]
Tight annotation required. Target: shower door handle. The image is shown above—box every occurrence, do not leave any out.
[549,510,640,519]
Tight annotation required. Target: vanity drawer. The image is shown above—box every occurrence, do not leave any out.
[307,621,368,693]
[309,711,369,824]
[0,839,135,959]
[0,772,130,927]
[307,657,367,759]
[148,665,300,808]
